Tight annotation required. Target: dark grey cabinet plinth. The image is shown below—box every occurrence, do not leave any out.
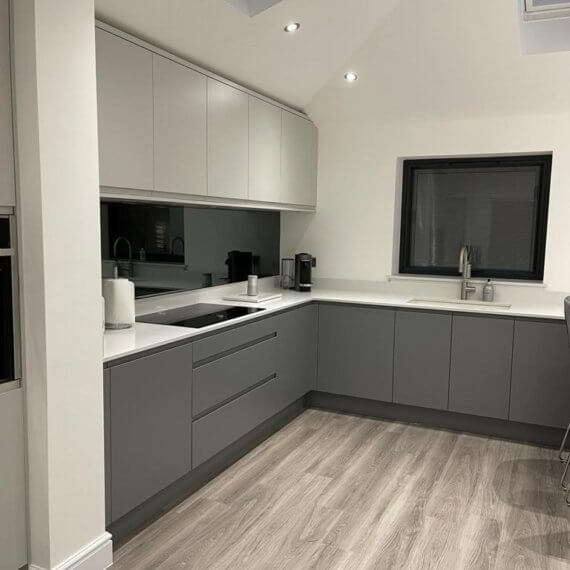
[317,304,395,401]
[449,315,514,419]
[510,319,570,428]
[393,310,451,410]
[277,304,318,405]
[109,344,192,521]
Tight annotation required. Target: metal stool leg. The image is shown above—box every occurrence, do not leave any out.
[559,422,570,462]
[562,456,570,490]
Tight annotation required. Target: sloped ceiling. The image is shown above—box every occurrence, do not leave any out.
[94,0,400,110]
[309,0,570,122]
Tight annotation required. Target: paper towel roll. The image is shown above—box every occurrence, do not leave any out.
[103,278,135,329]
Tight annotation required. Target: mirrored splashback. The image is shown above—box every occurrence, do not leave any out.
[101,201,280,298]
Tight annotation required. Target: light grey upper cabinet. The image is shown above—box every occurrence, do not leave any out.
[393,310,451,410]
[281,111,318,206]
[449,315,513,420]
[96,29,154,191]
[153,55,207,196]
[510,319,570,428]
[207,79,249,199]
[249,97,281,203]
[318,304,395,402]
[0,0,14,207]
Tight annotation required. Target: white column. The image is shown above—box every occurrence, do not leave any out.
[11,1,111,569]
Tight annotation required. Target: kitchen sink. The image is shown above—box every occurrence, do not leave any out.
[406,297,511,310]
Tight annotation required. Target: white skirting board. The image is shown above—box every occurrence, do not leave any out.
[29,532,113,570]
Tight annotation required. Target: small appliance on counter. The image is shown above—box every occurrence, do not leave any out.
[294,253,316,292]
[103,278,135,329]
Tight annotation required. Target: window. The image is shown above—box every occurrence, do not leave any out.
[399,155,551,281]
[524,0,570,20]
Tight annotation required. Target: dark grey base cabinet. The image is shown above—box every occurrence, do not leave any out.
[510,319,570,428]
[393,310,451,410]
[317,304,395,401]
[107,344,193,522]
[277,304,318,406]
[449,315,513,420]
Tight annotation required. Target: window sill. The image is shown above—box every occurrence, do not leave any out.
[388,274,547,288]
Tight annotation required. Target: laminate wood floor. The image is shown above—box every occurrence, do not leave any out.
[112,409,570,569]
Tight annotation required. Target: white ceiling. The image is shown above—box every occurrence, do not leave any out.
[94,0,400,110]
[309,0,570,122]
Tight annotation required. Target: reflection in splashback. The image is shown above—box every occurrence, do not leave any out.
[101,201,280,297]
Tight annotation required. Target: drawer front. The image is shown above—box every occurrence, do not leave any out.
[192,376,281,467]
[193,336,277,416]
[193,316,278,363]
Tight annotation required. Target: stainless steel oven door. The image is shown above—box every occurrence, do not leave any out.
[0,214,20,390]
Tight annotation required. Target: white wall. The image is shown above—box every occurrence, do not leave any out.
[12,0,111,568]
[282,0,570,293]
[282,114,570,291]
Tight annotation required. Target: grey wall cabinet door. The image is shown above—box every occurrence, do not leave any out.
[510,319,570,428]
[281,111,318,206]
[449,315,513,419]
[317,304,395,401]
[394,310,451,410]
[153,54,207,196]
[109,344,192,521]
[0,0,14,207]
[249,96,281,203]
[277,304,318,405]
[207,78,249,199]
[96,29,154,191]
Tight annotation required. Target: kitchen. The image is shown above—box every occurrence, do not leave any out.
[3,1,570,569]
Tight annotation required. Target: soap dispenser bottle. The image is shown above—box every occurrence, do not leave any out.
[482,279,495,302]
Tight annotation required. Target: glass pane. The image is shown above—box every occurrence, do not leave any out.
[0,218,10,248]
[409,165,541,274]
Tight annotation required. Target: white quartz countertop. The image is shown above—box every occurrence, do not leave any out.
[103,286,566,364]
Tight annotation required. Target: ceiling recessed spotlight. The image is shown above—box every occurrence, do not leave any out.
[344,71,358,83]
[284,22,301,33]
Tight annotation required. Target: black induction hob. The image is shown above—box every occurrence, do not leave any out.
[136,303,265,329]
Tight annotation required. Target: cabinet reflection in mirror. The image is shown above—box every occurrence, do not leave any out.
[100,201,280,298]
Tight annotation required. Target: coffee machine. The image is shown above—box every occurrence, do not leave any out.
[294,253,316,292]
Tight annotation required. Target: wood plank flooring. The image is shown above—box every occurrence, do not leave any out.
[112,410,570,569]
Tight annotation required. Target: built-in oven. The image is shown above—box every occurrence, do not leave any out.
[0,214,20,388]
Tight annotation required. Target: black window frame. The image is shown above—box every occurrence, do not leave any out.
[399,154,552,281]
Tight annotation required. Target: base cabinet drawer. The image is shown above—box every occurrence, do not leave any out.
[192,376,281,467]
[510,319,570,428]
[393,310,451,410]
[108,344,192,521]
[193,336,277,416]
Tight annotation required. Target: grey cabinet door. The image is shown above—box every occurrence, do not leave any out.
[510,319,570,428]
[449,315,513,419]
[0,0,14,207]
[207,78,249,199]
[96,28,154,190]
[153,54,207,196]
[280,111,318,206]
[317,304,395,401]
[249,96,281,203]
[109,344,192,521]
[394,310,451,410]
[277,304,318,405]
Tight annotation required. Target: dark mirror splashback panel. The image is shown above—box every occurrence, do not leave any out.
[101,201,280,297]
